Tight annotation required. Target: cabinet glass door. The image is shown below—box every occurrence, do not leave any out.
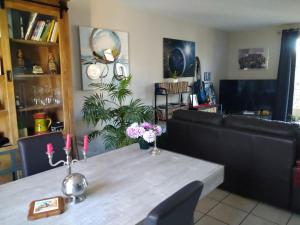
[7,8,63,137]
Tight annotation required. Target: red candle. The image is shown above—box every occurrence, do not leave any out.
[83,135,89,153]
[66,133,71,149]
[47,143,53,154]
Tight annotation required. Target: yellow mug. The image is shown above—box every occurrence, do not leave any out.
[33,112,52,134]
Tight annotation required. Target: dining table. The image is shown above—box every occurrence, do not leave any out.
[0,144,224,225]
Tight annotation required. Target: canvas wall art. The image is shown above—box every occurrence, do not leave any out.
[79,26,129,90]
[238,48,268,70]
[163,38,195,78]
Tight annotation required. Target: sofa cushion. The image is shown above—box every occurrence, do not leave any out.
[172,110,223,126]
[224,115,296,138]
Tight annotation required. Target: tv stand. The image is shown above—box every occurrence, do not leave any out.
[225,110,272,120]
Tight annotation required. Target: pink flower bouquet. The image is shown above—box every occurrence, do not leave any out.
[126,122,164,150]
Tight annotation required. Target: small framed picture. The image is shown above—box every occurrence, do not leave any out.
[33,198,59,214]
[204,72,211,81]
[28,196,65,220]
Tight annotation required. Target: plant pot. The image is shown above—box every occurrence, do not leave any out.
[138,139,150,150]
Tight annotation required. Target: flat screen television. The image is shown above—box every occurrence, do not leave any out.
[219,79,277,114]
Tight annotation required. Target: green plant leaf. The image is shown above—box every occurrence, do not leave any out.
[88,130,102,140]
[82,93,112,126]
[82,75,154,150]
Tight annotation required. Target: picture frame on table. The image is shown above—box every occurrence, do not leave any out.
[27,196,65,221]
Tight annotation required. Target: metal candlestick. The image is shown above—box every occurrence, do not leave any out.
[47,148,88,204]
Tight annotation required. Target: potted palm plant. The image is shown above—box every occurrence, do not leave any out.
[171,70,179,83]
[82,75,154,150]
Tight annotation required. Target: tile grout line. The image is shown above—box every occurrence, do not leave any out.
[208,191,230,203]
[237,201,260,225]
[203,201,230,225]
[198,191,295,225]
[195,191,231,225]
[250,202,283,225]
[204,213,231,225]
[193,211,204,224]
[194,193,222,224]
[206,201,249,225]
[285,213,293,225]
[220,200,256,214]
[250,213,282,225]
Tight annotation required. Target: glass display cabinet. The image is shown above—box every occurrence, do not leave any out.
[0,0,74,183]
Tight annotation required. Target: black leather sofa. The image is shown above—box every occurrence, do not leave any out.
[165,110,300,212]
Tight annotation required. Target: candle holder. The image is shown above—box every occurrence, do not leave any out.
[150,136,161,155]
[47,147,88,204]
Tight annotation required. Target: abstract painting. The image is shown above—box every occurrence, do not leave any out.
[238,48,268,70]
[79,26,129,90]
[163,38,195,78]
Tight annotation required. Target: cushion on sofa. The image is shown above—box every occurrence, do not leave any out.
[224,115,295,137]
[172,110,223,126]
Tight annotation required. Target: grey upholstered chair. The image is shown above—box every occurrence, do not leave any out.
[142,180,203,225]
[18,132,66,177]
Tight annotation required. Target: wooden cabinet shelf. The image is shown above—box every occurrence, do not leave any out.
[10,38,58,47]
[17,104,62,112]
[0,144,17,153]
[0,110,8,115]
[14,74,60,80]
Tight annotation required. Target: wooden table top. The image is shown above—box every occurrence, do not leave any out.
[0,144,224,225]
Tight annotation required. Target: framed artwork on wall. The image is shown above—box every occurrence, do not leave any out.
[163,38,195,78]
[238,48,269,70]
[79,26,129,90]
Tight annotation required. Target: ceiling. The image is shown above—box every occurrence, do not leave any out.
[120,0,300,31]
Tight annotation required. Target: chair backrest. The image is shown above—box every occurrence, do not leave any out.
[143,181,203,225]
[18,132,66,177]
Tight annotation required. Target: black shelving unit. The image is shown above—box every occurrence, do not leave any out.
[154,86,191,123]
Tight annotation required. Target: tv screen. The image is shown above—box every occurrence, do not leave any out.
[219,80,277,113]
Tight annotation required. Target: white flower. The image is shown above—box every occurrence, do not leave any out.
[143,130,156,143]
[130,122,139,128]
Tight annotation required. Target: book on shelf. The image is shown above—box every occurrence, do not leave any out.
[50,21,59,42]
[35,21,46,41]
[32,21,40,41]
[47,20,56,42]
[31,20,41,40]
[23,16,57,42]
[8,10,58,43]
[9,10,28,39]
[24,12,38,40]
[40,20,51,42]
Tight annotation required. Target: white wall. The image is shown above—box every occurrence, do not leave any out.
[227,26,281,80]
[69,0,229,155]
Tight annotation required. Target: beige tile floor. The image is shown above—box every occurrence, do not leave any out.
[194,189,300,225]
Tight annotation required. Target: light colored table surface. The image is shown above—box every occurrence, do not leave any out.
[0,144,224,225]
